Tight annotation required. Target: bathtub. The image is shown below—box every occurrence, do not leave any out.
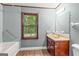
[0,42,20,56]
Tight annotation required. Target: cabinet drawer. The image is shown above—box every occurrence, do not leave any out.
[55,41,68,45]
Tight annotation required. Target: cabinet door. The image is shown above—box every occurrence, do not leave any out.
[55,41,69,56]
[50,45,55,56]
[47,38,55,56]
[47,37,51,53]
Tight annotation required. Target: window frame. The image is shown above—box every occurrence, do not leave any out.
[21,12,38,39]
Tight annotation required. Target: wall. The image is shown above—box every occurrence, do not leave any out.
[0,4,55,50]
[0,4,3,52]
[0,4,3,43]
[56,10,70,34]
[21,7,56,47]
[3,6,21,42]
[2,5,56,47]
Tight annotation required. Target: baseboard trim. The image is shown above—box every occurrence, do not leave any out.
[20,47,47,51]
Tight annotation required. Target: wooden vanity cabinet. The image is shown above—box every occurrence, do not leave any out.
[47,36,69,56]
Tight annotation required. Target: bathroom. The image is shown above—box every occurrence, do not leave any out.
[0,3,79,56]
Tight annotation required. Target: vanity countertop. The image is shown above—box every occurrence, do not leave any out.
[47,33,69,41]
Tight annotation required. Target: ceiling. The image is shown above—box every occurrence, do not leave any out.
[3,3,60,8]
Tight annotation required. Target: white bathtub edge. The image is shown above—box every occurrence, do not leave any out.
[5,42,20,56]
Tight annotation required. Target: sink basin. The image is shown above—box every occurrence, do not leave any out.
[51,34,60,38]
[47,33,61,38]
[47,33,69,41]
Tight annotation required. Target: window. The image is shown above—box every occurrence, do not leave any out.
[21,13,38,39]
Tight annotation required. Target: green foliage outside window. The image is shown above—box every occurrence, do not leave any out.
[23,15,37,34]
